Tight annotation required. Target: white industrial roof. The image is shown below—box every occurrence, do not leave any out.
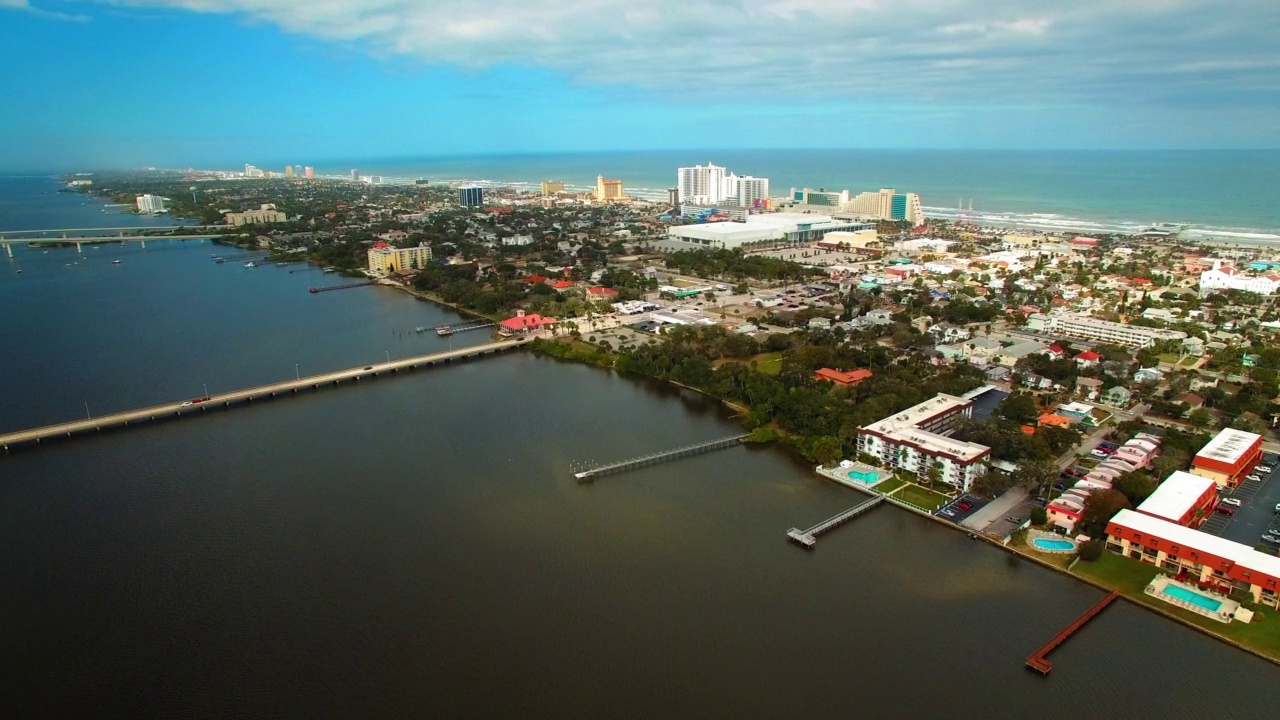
[1135,471,1216,523]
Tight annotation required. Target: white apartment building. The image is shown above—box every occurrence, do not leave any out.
[1029,312,1187,348]
[842,188,925,226]
[856,394,991,491]
[1199,260,1280,296]
[725,174,769,208]
[367,242,433,276]
[135,194,166,214]
[677,163,728,204]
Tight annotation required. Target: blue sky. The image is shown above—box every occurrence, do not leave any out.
[2,0,1278,170]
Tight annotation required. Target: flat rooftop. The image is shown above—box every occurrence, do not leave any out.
[861,394,988,462]
[1136,471,1216,523]
[1195,428,1262,465]
[1110,509,1280,580]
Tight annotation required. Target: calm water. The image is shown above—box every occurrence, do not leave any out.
[325,149,1280,241]
[2,177,1277,717]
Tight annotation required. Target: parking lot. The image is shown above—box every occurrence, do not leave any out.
[935,494,988,525]
[1200,454,1280,553]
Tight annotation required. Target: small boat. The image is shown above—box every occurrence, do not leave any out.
[244,261,257,268]
[112,260,122,265]
[436,325,454,336]
[15,269,21,274]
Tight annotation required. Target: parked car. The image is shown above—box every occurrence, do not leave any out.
[1259,465,1274,474]
[1221,497,1243,507]
[1090,449,1109,458]
[1247,475,1263,483]
[1216,506,1237,516]
[940,508,957,517]
[1097,446,1117,455]
[957,501,973,511]
[1263,534,1280,544]
[1053,482,1068,491]
[1099,442,1118,450]
[1064,468,1085,478]
[1273,502,1280,513]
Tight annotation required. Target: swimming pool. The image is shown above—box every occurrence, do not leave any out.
[1031,538,1076,552]
[1162,584,1224,612]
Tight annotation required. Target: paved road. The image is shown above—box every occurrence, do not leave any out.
[0,338,531,449]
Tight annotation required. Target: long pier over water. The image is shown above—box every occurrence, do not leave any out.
[0,338,531,452]
[787,495,885,547]
[573,434,750,481]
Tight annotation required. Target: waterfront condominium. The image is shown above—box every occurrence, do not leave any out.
[855,394,991,491]
[842,188,926,226]
[458,185,485,207]
[367,242,432,276]
[1190,428,1263,489]
[541,180,565,196]
[725,174,769,208]
[135,194,166,214]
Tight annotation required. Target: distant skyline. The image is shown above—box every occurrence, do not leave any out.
[2,0,1278,171]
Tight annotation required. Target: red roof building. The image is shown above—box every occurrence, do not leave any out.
[814,368,873,386]
[522,275,549,284]
[499,310,558,336]
[1191,428,1263,488]
[587,287,619,297]
[1074,350,1101,365]
[551,280,574,289]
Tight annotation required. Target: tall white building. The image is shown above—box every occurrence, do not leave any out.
[677,162,727,204]
[135,194,166,214]
[726,174,769,208]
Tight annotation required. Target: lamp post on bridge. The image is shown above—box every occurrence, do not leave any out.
[203,383,209,400]
[84,401,91,420]
[385,350,390,364]
[295,363,300,381]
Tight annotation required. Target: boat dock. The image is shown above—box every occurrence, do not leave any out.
[211,251,267,262]
[436,320,497,336]
[786,496,885,548]
[1025,590,1120,674]
[573,434,750,482]
[309,281,374,293]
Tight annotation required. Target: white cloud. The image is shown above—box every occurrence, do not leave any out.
[95,0,1280,106]
[2,0,90,20]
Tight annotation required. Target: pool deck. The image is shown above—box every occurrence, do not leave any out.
[1027,528,1077,554]
[1145,576,1239,623]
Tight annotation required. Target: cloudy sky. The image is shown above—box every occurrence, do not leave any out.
[2,0,1277,169]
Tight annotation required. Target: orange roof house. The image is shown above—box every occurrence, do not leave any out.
[814,368,873,386]
[1038,413,1074,429]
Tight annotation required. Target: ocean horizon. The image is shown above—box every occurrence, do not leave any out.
[303,149,1280,243]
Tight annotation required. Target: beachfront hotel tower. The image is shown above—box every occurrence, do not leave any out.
[842,189,926,226]
[595,175,624,202]
[678,162,769,208]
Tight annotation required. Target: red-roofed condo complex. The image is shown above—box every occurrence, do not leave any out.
[1191,428,1262,488]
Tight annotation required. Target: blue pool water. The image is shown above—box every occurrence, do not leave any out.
[1032,538,1076,552]
[1163,585,1224,612]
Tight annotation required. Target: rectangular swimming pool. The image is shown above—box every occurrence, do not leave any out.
[1162,584,1224,612]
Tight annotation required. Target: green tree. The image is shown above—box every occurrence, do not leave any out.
[1113,471,1157,506]
[1189,407,1212,429]
[1078,489,1131,538]
[1030,506,1048,525]
[1078,538,1104,561]
[997,393,1040,425]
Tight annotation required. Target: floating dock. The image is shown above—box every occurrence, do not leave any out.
[786,496,885,548]
[1026,590,1119,674]
[573,434,750,482]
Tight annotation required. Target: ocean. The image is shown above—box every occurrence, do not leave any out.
[314,149,1280,243]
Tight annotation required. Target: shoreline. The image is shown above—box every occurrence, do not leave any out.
[818,467,1280,669]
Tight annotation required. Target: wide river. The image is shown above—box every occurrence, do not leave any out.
[1,177,1274,717]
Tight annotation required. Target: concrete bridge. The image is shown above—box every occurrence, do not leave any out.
[0,338,531,452]
[0,226,225,256]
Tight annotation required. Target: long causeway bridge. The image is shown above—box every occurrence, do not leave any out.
[786,495,885,547]
[0,338,532,452]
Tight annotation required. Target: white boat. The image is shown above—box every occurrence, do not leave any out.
[244,261,257,268]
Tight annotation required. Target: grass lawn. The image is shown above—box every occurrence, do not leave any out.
[894,483,950,511]
[1073,551,1280,659]
[748,352,783,375]
[873,477,907,496]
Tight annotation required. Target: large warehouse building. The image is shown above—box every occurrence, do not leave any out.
[666,213,874,250]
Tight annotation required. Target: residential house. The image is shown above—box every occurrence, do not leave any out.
[1133,367,1164,384]
[1075,350,1102,368]
[1102,386,1132,407]
[1076,377,1103,401]
[815,368,873,386]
